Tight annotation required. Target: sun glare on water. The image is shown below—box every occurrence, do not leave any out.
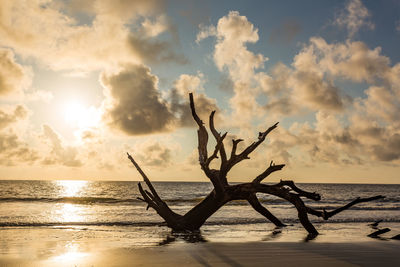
[58,180,88,197]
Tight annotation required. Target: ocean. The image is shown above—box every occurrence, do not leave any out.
[1,180,399,250]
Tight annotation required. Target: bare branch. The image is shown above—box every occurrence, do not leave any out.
[127,152,161,201]
[230,139,244,160]
[248,195,285,227]
[273,180,321,201]
[253,161,285,184]
[238,122,279,159]
[209,111,227,164]
[306,195,385,220]
[138,182,157,209]
[226,122,279,171]
[205,132,227,167]
[189,93,208,165]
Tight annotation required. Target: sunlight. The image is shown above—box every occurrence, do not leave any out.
[57,203,85,222]
[57,180,88,197]
[63,100,101,130]
[50,242,89,264]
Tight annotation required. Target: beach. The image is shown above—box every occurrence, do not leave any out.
[1,180,399,266]
[1,224,400,266]
[1,236,399,267]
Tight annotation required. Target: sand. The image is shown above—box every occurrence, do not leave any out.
[1,241,399,267]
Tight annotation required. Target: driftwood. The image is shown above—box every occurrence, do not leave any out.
[127,93,385,235]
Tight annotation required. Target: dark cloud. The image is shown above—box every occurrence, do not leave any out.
[102,67,219,135]
[170,90,219,127]
[127,35,188,65]
[294,71,347,111]
[264,97,298,115]
[371,134,400,161]
[102,64,176,135]
[268,19,301,44]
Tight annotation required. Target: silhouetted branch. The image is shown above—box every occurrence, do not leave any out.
[248,195,285,227]
[127,152,161,201]
[306,195,385,220]
[253,161,285,183]
[189,93,208,166]
[209,110,227,165]
[226,123,279,171]
[275,180,321,201]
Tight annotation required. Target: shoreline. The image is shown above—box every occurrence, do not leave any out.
[1,241,399,266]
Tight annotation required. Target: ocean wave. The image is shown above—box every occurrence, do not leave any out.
[0,197,142,204]
[1,217,400,228]
[0,196,397,210]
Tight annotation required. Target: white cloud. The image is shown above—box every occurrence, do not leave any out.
[0,48,32,96]
[334,0,375,38]
[41,124,83,167]
[0,0,181,72]
[197,11,267,129]
[133,139,178,167]
[0,105,38,166]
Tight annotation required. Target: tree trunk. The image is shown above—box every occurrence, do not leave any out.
[127,93,385,235]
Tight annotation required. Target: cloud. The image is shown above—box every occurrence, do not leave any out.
[196,24,217,43]
[0,105,28,130]
[41,125,83,167]
[133,140,175,167]
[213,11,266,80]
[0,131,39,166]
[102,67,220,135]
[169,73,220,127]
[0,0,180,72]
[334,0,374,38]
[0,105,38,166]
[101,64,175,135]
[127,35,187,65]
[197,11,267,128]
[140,15,169,38]
[197,11,400,166]
[304,37,390,83]
[66,0,165,20]
[0,48,31,96]
[258,37,394,115]
[268,19,301,44]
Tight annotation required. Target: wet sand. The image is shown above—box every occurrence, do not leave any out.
[1,241,399,266]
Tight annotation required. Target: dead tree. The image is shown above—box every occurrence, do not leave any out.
[127,93,384,235]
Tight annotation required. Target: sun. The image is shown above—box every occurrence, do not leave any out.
[63,100,101,130]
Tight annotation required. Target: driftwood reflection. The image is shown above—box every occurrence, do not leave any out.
[159,230,207,246]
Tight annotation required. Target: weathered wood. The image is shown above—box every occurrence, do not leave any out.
[247,194,285,227]
[127,93,386,235]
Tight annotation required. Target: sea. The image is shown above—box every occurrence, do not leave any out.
[1,180,399,250]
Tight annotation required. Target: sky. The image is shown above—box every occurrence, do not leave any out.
[1,0,400,184]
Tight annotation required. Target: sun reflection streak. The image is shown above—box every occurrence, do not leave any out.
[54,180,89,223]
[57,180,88,197]
[56,203,85,222]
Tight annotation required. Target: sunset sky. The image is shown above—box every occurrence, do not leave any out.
[1,0,400,183]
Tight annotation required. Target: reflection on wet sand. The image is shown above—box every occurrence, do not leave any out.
[47,242,89,265]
